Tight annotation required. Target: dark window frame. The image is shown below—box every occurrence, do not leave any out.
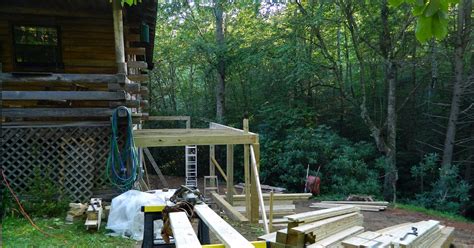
[11,24,64,72]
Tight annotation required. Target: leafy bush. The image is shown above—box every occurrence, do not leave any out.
[257,105,383,196]
[21,166,69,217]
[410,154,471,214]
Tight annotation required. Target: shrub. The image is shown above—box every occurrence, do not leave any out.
[410,154,471,214]
[257,105,382,195]
[21,166,69,217]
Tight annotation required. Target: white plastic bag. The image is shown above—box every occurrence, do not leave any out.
[106,189,176,240]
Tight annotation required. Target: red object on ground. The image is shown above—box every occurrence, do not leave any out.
[306,175,321,195]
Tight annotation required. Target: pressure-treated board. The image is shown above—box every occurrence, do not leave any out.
[308,226,364,248]
[430,226,454,248]
[321,201,389,206]
[134,129,258,147]
[311,203,385,211]
[194,204,253,248]
[210,192,248,223]
[169,212,201,248]
[286,205,359,224]
[232,193,312,201]
[292,212,363,238]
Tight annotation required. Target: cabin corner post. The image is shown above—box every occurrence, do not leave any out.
[209,145,216,186]
[112,0,127,75]
[226,144,234,206]
[250,141,260,223]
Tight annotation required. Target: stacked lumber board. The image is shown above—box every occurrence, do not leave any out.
[231,193,311,217]
[258,205,364,248]
[311,201,389,212]
[341,220,454,248]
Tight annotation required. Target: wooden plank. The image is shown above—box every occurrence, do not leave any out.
[133,129,258,147]
[233,193,312,201]
[126,47,146,55]
[2,108,115,118]
[226,144,234,206]
[3,91,126,101]
[321,201,389,206]
[308,225,364,248]
[169,212,201,248]
[194,204,253,248]
[209,145,215,178]
[430,226,454,248]
[112,0,126,74]
[250,144,268,233]
[286,205,359,223]
[127,61,148,69]
[292,212,362,234]
[211,157,228,182]
[147,116,191,122]
[234,205,295,213]
[143,148,169,188]
[0,73,121,84]
[377,222,413,234]
[210,192,248,223]
[310,203,384,211]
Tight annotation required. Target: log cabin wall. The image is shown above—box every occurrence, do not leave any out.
[0,11,117,74]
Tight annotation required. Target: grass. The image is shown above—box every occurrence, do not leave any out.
[2,216,138,247]
[395,203,473,223]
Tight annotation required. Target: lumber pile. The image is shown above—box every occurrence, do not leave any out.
[341,220,454,248]
[259,205,364,248]
[311,201,389,212]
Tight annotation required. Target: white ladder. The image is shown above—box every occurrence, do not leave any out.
[185,145,198,187]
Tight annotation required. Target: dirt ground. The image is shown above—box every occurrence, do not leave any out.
[149,175,474,247]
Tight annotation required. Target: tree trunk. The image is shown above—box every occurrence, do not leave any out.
[380,0,398,202]
[384,61,398,202]
[214,0,225,122]
[441,0,472,168]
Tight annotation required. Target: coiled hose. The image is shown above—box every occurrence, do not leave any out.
[106,106,140,191]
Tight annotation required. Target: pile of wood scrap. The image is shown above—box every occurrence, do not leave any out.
[259,205,364,247]
[342,220,454,247]
[65,203,88,223]
[311,201,389,212]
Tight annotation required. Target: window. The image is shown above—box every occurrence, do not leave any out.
[13,25,62,70]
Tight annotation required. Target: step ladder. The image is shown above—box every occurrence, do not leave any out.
[185,145,198,187]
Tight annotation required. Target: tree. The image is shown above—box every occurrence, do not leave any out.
[214,0,226,122]
[441,0,472,168]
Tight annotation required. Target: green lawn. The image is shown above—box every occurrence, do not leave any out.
[2,216,138,247]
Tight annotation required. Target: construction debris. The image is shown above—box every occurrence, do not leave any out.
[85,198,103,231]
[341,220,454,247]
[259,205,364,247]
[311,201,389,212]
[65,203,88,223]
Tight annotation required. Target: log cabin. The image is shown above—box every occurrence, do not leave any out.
[0,0,157,201]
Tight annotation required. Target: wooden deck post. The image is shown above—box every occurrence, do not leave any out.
[226,144,234,206]
[250,142,260,224]
[243,118,251,218]
[112,0,127,74]
[209,145,216,186]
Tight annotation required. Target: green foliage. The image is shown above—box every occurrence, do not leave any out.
[21,166,69,217]
[389,0,457,42]
[257,105,382,196]
[410,155,471,214]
